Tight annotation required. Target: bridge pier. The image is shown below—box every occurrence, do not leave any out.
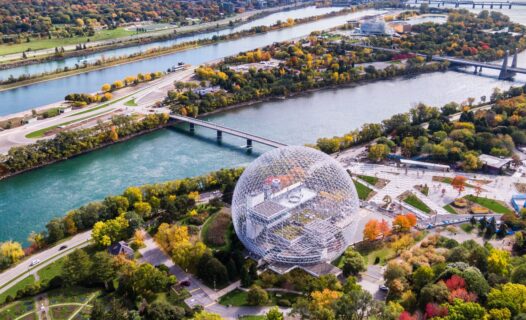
[217,130,222,141]
[189,123,195,132]
[490,4,493,8]
[509,4,512,8]
[472,3,475,8]
[247,139,253,149]
[499,50,511,80]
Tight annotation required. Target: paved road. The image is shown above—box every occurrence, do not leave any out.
[0,66,195,154]
[0,5,302,63]
[0,230,91,295]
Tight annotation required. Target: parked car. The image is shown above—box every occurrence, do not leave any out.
[379,284,389,292]
[179,280,191,287]
[29,259,41,266]
[59,245,68,251]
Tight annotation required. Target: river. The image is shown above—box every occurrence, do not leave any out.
[1,6,526,243]
[0,7,381,116]
[0,69,523,244]
[0,6,345,81]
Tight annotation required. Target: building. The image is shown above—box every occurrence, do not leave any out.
[108,241,134,259]
[360,19,392,35]
[390,21,412,34]
[479,154,513,174]
[231,146,360,276]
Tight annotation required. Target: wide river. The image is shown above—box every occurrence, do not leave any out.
[0,6,345,81]
[0,7,377,116]
[1,6,526,243]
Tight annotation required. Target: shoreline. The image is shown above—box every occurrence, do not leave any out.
[0,3,311,68]
[0,7,356,92]
[0,65,447,182]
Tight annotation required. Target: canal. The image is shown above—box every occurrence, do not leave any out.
[0,8,381,116]
[0,6,345,81]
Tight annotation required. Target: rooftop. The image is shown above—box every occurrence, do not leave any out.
[479,154,513,169]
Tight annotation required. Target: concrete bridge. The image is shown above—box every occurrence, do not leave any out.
[352,43,525,80]
[411,0,526,8]
[170,114,287,149]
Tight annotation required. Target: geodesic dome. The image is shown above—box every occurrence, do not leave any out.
[232,146,359,268]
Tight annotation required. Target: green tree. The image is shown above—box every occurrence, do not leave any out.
[145,301,185,320]
[247,285,269,306]
[412,265,435,292]
[62,249,92,285]
[341,248,365,277]
[266,307,284,320]
[446,299,487,320]
[90,251,117,289]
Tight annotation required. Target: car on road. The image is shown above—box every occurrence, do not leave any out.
[29,259,41,266]
[179,280,191,287]
[379,284,389,292]
[59,245,68,251]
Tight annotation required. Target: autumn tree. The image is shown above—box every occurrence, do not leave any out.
[0,241,25,266]
[363,219,381,241]
[101,83,111,92]
[452,175,467,195]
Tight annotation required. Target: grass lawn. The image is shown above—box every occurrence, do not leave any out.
[0,28,135,56]
[0,298,36,320]
[219,289,299,307]
[464,195,513,214]
[443,204,458,214]
[403,194,431,214]
[124,98,138,107]
[26,109,113,138]
[357,174,379,186]
[219,289,248,306]
[201,210,233,251]
[353,180,373,200]
[0,275,35,304]
[37,257,65,282]
[358,246,395,265]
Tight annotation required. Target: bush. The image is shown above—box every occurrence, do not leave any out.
[277,298,291,307]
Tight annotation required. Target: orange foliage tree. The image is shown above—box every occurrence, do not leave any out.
[451,175,467,195]
[392,213,417,233]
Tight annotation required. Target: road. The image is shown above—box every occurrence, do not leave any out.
[0,4,303,63]
[0,66,196,154]
[0,230,91,295]
[139,232,288,319]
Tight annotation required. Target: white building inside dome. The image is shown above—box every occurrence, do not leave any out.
[231,146,360,276]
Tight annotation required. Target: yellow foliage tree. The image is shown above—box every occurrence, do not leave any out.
[101,83,111,92]
[0,241,25,264]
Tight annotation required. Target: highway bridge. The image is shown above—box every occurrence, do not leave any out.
[170,114,287,149]
[410,0,526,8]
[351,43,525,80]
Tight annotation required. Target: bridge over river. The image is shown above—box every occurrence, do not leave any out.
[170,114,287,149]
[410,0,526,8]
[352,43,526,80]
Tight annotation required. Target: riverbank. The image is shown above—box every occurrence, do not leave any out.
[0,60,447,181]
[0,7,359,91]
[0,3,309,65]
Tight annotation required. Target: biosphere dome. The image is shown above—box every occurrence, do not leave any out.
[231,146,359,269]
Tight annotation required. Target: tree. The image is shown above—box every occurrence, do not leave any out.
[62,249,92,285]
[46,218,65,243]
[363,219,380,241]
[101,83,111,92]
[447,299,487,320]
[0,241,25,265]
[368,144,390,162]
[412,265,435,292]
[487,283,526,316]
[452,176,467,195]
[145,301,185,320]
[126,263,176,299]
[392,213,416,233]
[123,186,142,204]
[193,311,223,320]
[419,282,449,307]
[197,254,228,288]
[341,248,365,277]
[91,213,130,247]
[247,285,269,306]
[488,249,510,276]
[90,251,117,289]
[378,219,391,239]
[133,201,152,217]
[266,307,284,320]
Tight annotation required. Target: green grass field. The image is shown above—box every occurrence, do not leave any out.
[37,257,65,282]
[464,195,513,214]
[443,204,458,214]
[0,275,35,304]
[0,28,135,56]
[353,179,373,200]
[219,289,299,307]
[404,194,431,213]
[357,174,379,186]
[124,98,138,107]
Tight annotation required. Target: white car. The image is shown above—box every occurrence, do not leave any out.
[29,259,40,267]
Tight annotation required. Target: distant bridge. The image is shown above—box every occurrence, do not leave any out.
[352,43,525,80]
[170,114,287,149]
[410,0,526,8]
